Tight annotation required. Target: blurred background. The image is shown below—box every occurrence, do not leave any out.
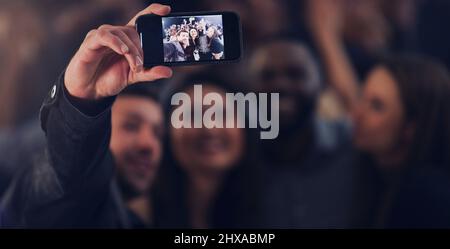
[1,0,450,228]
[1,0,449,129]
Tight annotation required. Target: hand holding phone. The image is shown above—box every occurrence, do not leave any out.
[64,3,173,101]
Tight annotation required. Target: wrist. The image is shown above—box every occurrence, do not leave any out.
[313,27,340,42]
[63,82,116,117]
[64,56,103,101]
[64,83,97,101]
[313,29,343,49]
[64,67,100,101]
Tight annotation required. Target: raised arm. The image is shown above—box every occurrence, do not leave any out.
[1,3,172,228]
[306,0,360,112]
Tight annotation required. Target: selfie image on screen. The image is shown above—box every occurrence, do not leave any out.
[162,15,224,62]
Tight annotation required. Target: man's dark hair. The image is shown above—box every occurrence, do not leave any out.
[119,82,162,103]
[176,29,189,37]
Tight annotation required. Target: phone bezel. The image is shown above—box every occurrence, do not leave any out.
[135,11,243,67]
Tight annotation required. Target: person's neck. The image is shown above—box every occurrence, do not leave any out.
[187,171,224,229]
[126,195,152,225]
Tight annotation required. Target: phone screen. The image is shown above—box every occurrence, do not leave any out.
[137,12,241,67]
[162,15,225,62]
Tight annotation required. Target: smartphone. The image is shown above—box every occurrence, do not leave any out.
[136,11,242,67]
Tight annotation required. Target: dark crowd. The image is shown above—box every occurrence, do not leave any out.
[1,0,450,229]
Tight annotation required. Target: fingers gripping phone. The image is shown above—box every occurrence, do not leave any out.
[136,11,242,67]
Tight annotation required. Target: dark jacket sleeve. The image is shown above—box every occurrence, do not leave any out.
[0,72,119,228]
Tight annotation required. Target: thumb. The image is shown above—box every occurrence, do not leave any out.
[130,66,173,83]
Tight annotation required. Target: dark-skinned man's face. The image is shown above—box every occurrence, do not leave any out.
[251,41,321,129]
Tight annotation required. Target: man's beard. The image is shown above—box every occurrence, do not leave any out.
[116,169,145,201]
[260,94,317,164]
[279,95,317,136]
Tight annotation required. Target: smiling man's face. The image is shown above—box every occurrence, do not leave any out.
[110,95,164,196]
[251,41,321,128]
[177,31,190,46]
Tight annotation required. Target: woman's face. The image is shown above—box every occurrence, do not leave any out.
[352,67,409,157]
[190,29,198,38]
[207,27,215,38]
[170,84,245,176]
